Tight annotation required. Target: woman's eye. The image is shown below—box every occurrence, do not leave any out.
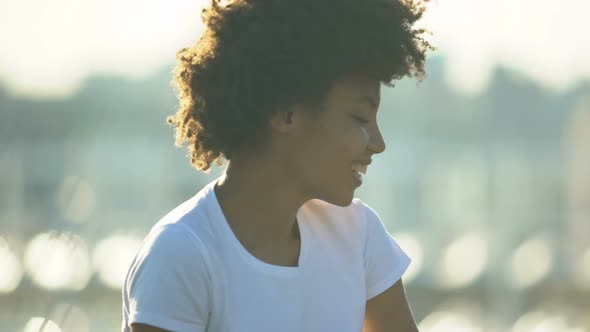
[353,116,369,124]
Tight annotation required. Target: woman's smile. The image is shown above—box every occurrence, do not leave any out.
[352,163,368,187]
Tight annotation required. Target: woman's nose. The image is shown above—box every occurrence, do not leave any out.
[368,126,386,154]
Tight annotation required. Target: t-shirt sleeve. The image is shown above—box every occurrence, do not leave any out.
[359,200,411,300]
[122,224,211,332]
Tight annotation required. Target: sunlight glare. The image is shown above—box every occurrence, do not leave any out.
[509,235,553,289]
[24,232,92,290]
[93,234,142,289]
[419,311,482,332]
[393,232,423,283]
[0,236,23,293]
[438,231,488,289]
[22,317,62,332]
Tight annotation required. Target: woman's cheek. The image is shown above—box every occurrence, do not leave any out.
[359,126,370,144]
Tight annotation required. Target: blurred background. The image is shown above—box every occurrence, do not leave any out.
[1,0,589,331]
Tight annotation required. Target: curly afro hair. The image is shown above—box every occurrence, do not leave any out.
[168,0,435,173]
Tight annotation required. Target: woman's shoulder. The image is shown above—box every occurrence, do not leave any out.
[146,182,217,251]
[135,222,211,268]
[133,193,215,270]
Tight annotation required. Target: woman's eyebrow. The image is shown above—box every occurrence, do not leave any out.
[354,95,380,110]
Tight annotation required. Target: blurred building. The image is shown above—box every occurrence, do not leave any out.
[1,59,589,331]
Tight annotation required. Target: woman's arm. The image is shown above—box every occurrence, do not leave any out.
[363,279,419,332]
[131,323,171,332]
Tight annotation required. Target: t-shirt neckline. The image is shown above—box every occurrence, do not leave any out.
[205,175,308,277]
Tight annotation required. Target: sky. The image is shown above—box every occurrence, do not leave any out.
[0,0,589,98]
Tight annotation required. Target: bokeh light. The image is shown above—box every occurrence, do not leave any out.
[513,311,546,332]
[418,310,483,332]
[22,317,62,332]
[93,234,142,289]
[0,236,23,293]
[437,231,488,289]
[573,247,590,290]
[24,232,92,290]
[49,303,90,332]
[393,232,423,283]
[509,235,554,289]
[512,311,587,332]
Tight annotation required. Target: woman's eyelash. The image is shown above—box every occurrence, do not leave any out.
[353,116,369,124]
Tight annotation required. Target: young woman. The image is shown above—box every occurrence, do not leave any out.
[122,0,433,331]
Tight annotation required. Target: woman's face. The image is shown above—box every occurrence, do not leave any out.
[287,74,386,206]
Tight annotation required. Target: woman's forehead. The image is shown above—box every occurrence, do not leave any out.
[326,75,380,104]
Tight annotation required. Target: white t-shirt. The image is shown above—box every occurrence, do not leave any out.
[122,175,411,332]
